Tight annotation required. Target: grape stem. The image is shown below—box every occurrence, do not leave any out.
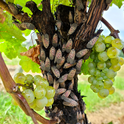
[101,17,120,38]
[0,52,57,124]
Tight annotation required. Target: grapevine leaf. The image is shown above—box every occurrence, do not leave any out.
[81,57,92,75]
[111,0,124,8]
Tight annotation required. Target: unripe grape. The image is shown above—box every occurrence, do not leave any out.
[112,38,123,50]
[14,73,26,84]
[25,74,34,84]
[89,68,96,75]
[104,36,114,44]
[97,61,106,70]
[97,77,103,81]
[90,52,96,59]
[92,79,97,86]
[46,86,55,99]
[106,69,116,79]
[29,99,36,109]
[106,60,112,68]
[98,89,109,98]
[36,97,48,109]
[88,76,95,84]
[88,62,96,68]
[110,63,121,72]
[22,89,35,104]
[34,106,43,111]
[95,69,101,77]
[95,42,106,52]
[119,57,124,65]
[46,98,54,107]
[90,85,99,93]
[96,36,104,43]
[107,47,120,58]
[96,81,104,89]
[110,57,120,65]
[98,51,109,61]
[102,68,109,73]
[34,86,46,99]
[104,79,113,89]
[101,72,106,77]
[108,86,115,94]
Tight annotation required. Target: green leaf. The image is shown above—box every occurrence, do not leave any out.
[111,0,124,8]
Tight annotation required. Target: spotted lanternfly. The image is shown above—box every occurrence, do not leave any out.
[65,39,73,53]
[61,96,78,107]
[13,22,26,30]
[67,23,78,35]
[63,63,76,69]
[56,20,62,30]
[8,3,18,15]
[67,49,75,64]
[36,33,42,43]
[62,43,66,52]
[77,111,83,120]
[60,82,65,88]
[54,49,62,64]
[47,73,54,84]
[57,74,68,83]
[67,68,76,80]
[45,57,50,72]
[51,66,60,78]
[52,107,58,113]
[76,49,89,58]
[76,0,84,11]
[69,11,73,23]
[49,46,56,60]
[61,90,71,98]
[42,34,49,49]
[86,36,98,48]
[21,22,35,30]
[70,91,78,101]
[55,88,66,95]
[40,60,45,70]
[68,78,74,90]
[53,80,59,90]
[40,48,46,61]
[52,33,58,47]
[76,59,83,74]
[56,57,65,69]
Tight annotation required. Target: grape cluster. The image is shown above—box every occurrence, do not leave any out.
[13,73,55,111]
[88,36,124,98]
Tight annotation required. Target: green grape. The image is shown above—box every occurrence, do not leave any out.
[34,86,46,99]
[112,38,123,50]
[88,62,96,68]
[103,75,108,80]
[97,61,106,70]
[98,51,109,61]
[97,77,103,81]
[110,63,121,72]
[95,69,101,77]
[105,69,116,79]
[90,85,99,93]
[34,75,49,88]
[92,79,97,86]
[106,60,112,68]
[98,89,109,98]
[119,57,124,65]
[22,89,35,104]
[108,86,115,95]
[88,76,95,84]
[102,68,109,73]
[14,72,26,84]
[25,74,34,84]
[34,106,43,111]
[104,79,113,89]
[110,57,120,65]
[46,98,54,107]
[96,81,104,89]
[110,78,115,82]
[95,42,106,52]
[88,68,96,75]
[93,56,99,63]
[106,43,111,48]
[101,72,106,77]
[104,36,114,44]
[96,36,104,43]
[107,47,120,58]
[29,99,36,109]
[46,86,55,99]
[36,97,48,109]
[90,52,96,59]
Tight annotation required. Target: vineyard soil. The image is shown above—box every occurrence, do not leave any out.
[0,65,124,124]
